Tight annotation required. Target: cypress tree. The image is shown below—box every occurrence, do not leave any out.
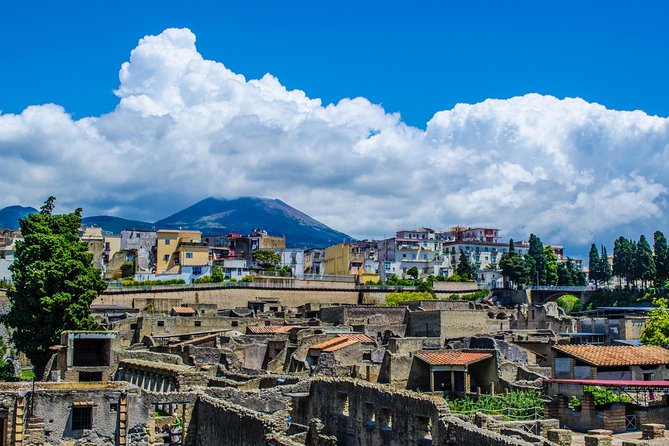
[653,231,669,287]
[636,235,655,289]
[588,243,601,287]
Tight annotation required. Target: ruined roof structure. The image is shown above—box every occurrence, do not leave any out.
[552,345,669,367]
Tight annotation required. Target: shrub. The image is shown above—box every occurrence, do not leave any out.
[446,390,544,420]
[555,294,582,313]
[386,291,434,306]
[583,386,629,407]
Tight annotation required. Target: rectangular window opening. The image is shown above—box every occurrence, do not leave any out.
[72,407,92,430]
[338,392,349,416]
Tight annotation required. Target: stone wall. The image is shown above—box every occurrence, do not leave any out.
[307,377,450,446]
[195,394,287,446]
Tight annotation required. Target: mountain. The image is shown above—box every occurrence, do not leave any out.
[81,216,155,234]
[155,197,354,248]
[0,205,38,229]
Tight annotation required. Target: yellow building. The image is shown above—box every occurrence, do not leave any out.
[324,243,365,276]
[156,230,210,274]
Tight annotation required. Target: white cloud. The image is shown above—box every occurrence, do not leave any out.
[0,28,667,251]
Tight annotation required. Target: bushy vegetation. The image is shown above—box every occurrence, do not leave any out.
[569,386,630,410]
[446,288,491,301]
[121,278,186,286]
[385,291,434,306]
[640,297,669,347]
[555,294,582,313]
[446,390,544,420]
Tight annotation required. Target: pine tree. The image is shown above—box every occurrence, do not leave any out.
[653,231,669,287]
[6,197,106,374]
[456,250,472,280]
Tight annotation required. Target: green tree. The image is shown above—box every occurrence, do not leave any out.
[544,246,558,285]
[499,240,530,287]
[613,237,634,287]
[639,298,669,347]
[406,266,420,281]
[557,262,573,286]
[566,258,586,286]
[653,231,669,287]
[528,234,546,285]
[588,244,601,287]
[252,250,281,269]
[635,235,655,289]
[600,245,612,285]
[456,250,472,280]
[6,197,106,374]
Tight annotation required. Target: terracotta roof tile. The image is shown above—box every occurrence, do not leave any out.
[171,306,196,315]
[552,345,669,367]
[310,334,375,351]
[246,325,298,334]
[415,350,493,366]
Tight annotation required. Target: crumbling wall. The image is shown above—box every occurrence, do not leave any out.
[308,377,449,445]
[195,394,287,446]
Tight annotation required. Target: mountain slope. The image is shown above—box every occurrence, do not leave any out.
[81,216,155,234]
[0,206,38,229]
[155,196,353,248]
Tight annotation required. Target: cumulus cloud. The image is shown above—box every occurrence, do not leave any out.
[0,28,667,251]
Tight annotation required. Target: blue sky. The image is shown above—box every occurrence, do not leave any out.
[2,1,668,127]
[1,1,669,256]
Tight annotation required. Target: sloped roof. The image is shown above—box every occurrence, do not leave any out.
[246,325,298,334]
[552,345,669,367]
[309,333,375,352]
[415,350,493,366]
[171,306,196,316]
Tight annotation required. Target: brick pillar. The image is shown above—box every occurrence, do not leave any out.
[584,434,612,446]
[14,396,26,446]
[118,393,128,445]
[641,423,665,440]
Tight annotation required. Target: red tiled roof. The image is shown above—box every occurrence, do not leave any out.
[171,306,196,316]
[552,345,669,367]
[246,325,298,334]
[309,334,375,351]
[415,350,493,366]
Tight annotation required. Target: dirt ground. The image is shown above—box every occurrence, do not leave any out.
[569,429,669,445]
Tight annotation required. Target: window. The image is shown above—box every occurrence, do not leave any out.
[157,320,165,327]
[186,252,193,259]
[194,320,201,327]
[78,371,102,382]
[163,254,169,261]
[72,407,92,430]
[338,393,349,416]
[174,257,180,265]
[380,409,393,431]
[136,233,141,238]
[165,239,171,245]
[110,403,118,412]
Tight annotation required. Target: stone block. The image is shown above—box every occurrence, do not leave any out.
[588,429,613,436]
[621,441,650,446]
[547,428,572,446]
[584,434,613,446]
[641,423,665,440]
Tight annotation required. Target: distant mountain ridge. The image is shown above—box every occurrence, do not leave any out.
[0,205,38,229]
[0,197,353,248]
